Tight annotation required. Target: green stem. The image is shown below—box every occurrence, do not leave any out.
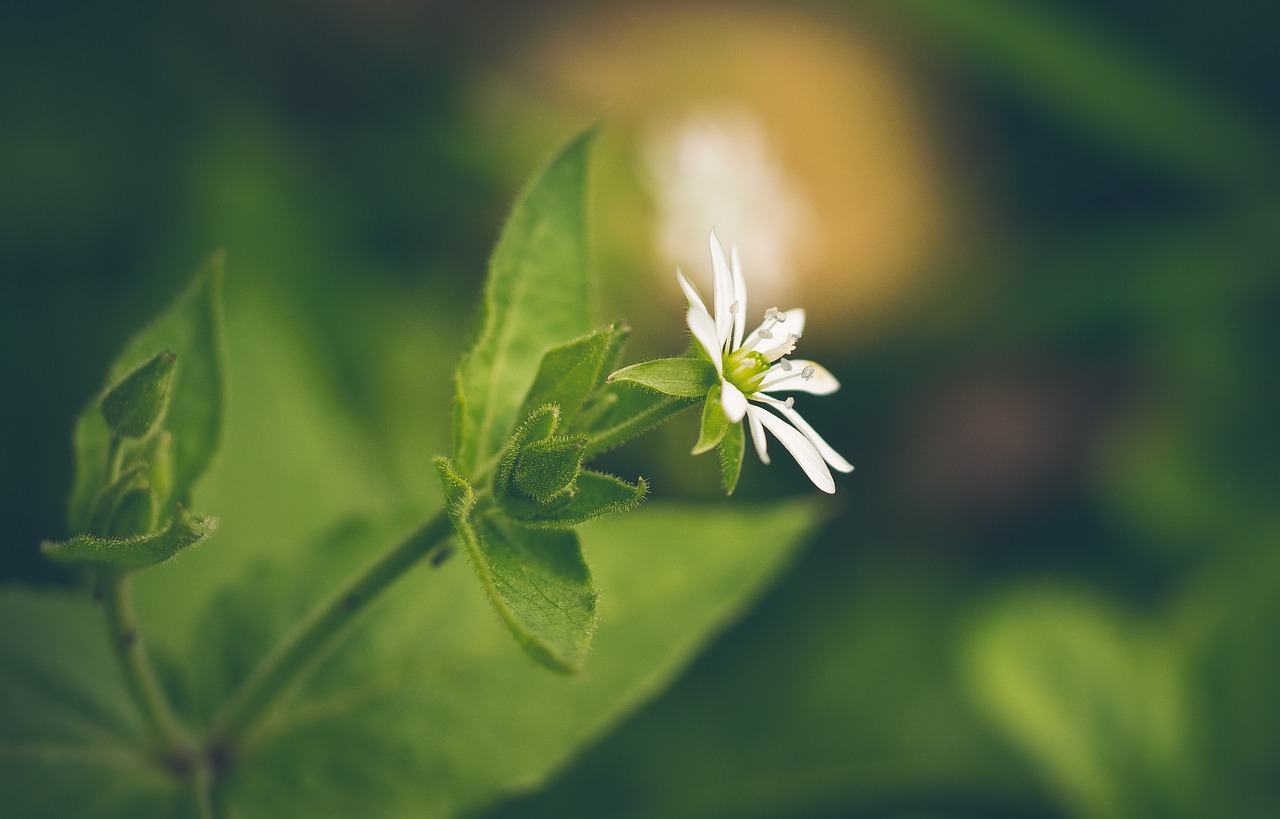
[101,570,192,757]
[206,509,455,750]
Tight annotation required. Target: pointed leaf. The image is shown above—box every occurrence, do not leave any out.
[720,421,746,495]
[507,470,647,529]
[436,457,598,674]
[41,506,218,570]
[692,385,730,455]
[453,127,598,477]
[607,357,718,398]
[70,254,226,532]
[518,323,630,429]
[492,406,560,504]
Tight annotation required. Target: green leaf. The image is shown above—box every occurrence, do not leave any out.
[518,323,629,430]
[437,457,598,674]
[70,254,226,532]
[204,499,820,817]
[719,422,745,495]
[0,588,180,819]
[505,470,647,529]
[962,586,1191,819]
[692,385,729,455]
[607,357,718,398]
[41,507,219,570]
[453,127,598,477]
[100,351,177,440]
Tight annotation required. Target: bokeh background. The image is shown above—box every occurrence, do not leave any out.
[4,1,1279,817]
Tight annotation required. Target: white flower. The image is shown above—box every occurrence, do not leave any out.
[679,231,854,493]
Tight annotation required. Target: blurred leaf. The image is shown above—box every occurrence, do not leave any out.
[874,0,1278,189]
[517,323,630,430]
[41,508,218,570]
[438,456,598,673]
[453,127,598,477]
[0,588,179,818]
[206,500,819,817]
[962,586,1192,819]
[70,254,225,532]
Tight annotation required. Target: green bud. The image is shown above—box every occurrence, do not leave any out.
[514,436,587,504]
[101,350,177,439]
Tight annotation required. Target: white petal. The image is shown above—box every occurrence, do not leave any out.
[731,244,747,350]
[720,379,748,423]
[776,403,855,473]
[746,408,770,464]
[686,307,723,376]
[762,360,840,395]
[676,268,707,315]
[709,231,733,350]
[748,406,835,493]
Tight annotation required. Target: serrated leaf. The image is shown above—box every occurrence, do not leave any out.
[0,588,180,819]
[453,127,598,477]
[41,507,219,570]
[692,385,729,455]
[436,457,597,674]
[70,255,226,532]
[720,422,745,495]
[607,357,718,398]
[505,470,647,529]
[518,323,629,430]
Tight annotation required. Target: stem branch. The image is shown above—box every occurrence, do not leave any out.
[101,570,191,757]
[207,509,454,749]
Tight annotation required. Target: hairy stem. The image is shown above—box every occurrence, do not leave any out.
[101,570,192,757]
[206,509,455,750]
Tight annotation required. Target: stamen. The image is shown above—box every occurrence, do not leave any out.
[780,360,793,372]
[784,397,795,408]
[729,301,740,315]
[801,365,816,379]
[774,310,787,323]
[758,329,773,340]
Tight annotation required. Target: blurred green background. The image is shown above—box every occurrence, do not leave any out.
[4,1,1279,817]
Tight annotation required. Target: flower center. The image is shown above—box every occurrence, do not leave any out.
[723,349,771,394]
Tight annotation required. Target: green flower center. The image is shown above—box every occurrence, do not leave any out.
[723,349,771,395]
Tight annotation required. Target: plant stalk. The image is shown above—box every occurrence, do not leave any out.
[206,509,454,750]
[101,570,192,757]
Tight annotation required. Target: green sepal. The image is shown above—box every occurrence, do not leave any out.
[720,422,746,495]
[514,435,587,503]
[692,385,730,455]
[505,470,647,530]
[518,323,630,430]
[608,357,718,398]
[87,462,149,534]
[435,456,599,674]
[41,505,218,569]
[106,478,158,539]
[99,350,177,440]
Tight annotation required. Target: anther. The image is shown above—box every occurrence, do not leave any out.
[729,301,740,314]
[785,397,795,408]
[780,360,792,371]
[758,329,773,340]
[801,365,816,379]
[775,310,787,323]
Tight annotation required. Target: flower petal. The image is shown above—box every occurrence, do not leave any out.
[746,407,769,464]
[761,360,840,395]
[720,379,748,423]
[686,306,723,376]
[709,231,734,350]
[676,268,708,315]
[731,243,747,350]
[776,402,855,473]
[748,406,835,493]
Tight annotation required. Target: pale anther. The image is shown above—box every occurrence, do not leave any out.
[758,329,773,340]
[780,360,793,371]
[801,365,816,379]
[730,301,740,314]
